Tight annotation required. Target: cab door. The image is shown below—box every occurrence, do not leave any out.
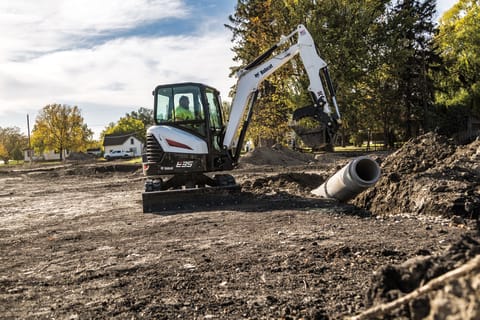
[205,88,224,152]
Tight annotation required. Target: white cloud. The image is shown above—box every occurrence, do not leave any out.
[0,0,187,60]
[0,0,236,137]
[0,31,235,108]
[57,0,187,31]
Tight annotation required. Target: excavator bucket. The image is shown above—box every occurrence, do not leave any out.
[142,184,241,213]
[290,124,331,151]
[290,105,338,151]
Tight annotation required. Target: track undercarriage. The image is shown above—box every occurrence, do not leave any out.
[142,173,241,213]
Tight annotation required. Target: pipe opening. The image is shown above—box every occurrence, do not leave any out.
[353,158,381,183]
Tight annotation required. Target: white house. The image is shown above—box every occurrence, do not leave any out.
[103,133,143,157]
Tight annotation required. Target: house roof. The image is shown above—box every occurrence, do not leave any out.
[103,133,140,146]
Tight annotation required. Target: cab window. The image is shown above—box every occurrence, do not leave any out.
[155,86,204,123]
[206,89,223,129]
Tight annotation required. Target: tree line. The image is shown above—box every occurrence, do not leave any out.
[0,105,153,163]
[226,0,479,147]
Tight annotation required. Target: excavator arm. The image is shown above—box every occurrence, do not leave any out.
[222,24,341,156]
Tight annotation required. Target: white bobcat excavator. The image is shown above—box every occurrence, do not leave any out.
[142,24,342,212]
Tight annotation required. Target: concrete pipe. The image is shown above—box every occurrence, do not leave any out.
[311,156,381,202]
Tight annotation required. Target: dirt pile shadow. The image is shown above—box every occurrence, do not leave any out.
[353,132,480,219]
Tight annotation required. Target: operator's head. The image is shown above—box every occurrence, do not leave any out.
[179,95,189,108]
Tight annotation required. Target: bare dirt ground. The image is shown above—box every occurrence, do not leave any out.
[1,133,479,319]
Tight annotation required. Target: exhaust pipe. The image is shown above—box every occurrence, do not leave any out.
[312,156,381,202]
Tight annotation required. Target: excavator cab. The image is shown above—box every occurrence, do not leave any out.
[154,83,221,138]
[144,82,233,175]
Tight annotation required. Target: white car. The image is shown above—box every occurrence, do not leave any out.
[104,150,134,161]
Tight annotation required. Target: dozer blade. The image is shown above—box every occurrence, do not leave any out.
[142,184,241,213]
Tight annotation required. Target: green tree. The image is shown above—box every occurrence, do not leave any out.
[102,107,152,144]
[0,126,28,163]
[227,0,443,148]
[394,0,435,138]
[306,0,391,146]
[434,0,480,116]
[125,107,154,129]
[227,0,394,147]
[0,143,7,162]
[31,104,93,161]
[227,0,298,147]
[101,116,145,143]
[366,0,437,142]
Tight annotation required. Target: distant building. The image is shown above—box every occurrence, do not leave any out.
[103,133,143,157]
[24,149,70,162]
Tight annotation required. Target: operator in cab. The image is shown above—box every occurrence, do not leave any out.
[175,96,194,120]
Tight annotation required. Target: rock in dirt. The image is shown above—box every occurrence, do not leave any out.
[353,132,480,218]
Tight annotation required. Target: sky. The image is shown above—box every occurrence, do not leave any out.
[0,0,456,139]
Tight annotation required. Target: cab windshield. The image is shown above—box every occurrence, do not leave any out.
[154,84,206,135]
[155,85,204,123]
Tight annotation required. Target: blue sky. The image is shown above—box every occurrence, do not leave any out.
[0,0,455,139]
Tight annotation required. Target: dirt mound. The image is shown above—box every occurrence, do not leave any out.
[365,236,480,319]
[239,144,316,166]
[353,132,480,218]
[236,145,332,199]
[241,172,324,197]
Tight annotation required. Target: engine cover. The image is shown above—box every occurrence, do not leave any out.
[143,129,209,176]
[147,125,208,154]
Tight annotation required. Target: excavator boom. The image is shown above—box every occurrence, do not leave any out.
[224,24,341,153]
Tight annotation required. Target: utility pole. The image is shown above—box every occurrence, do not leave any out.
[27,114,32,163]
